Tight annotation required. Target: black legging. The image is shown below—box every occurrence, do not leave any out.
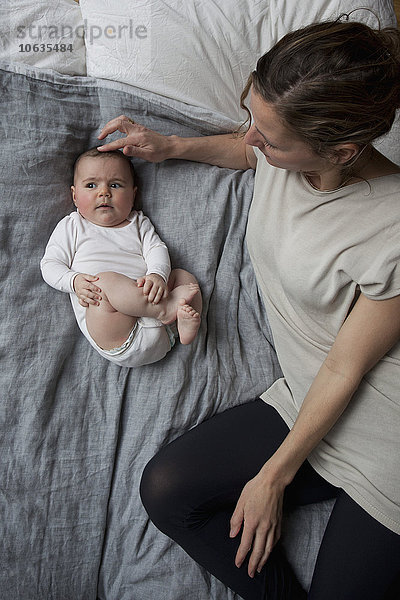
[140,399,400,600]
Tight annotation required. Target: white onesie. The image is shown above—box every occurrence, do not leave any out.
[41,210,174,367]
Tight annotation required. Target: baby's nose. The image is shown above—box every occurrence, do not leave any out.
[98,184,111,196]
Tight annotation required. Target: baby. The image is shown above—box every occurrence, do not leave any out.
[41,148,201,367]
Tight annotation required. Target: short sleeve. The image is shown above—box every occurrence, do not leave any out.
[331,177,400,302]
[358,248,400,300]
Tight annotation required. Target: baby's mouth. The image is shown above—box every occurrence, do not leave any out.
[97,203,112,209]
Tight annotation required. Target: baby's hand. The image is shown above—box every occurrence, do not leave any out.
[73,273,102,308]
[137,274,167,304]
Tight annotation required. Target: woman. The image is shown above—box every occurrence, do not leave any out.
[98,19,400,600]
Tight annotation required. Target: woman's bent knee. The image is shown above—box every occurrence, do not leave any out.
[140,455,172,519]
[140,452,187,533]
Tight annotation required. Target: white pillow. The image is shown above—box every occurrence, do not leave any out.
[269,0,397,42]
[80,0,272,124]
[80,0,397,126]
[0,0,86,76]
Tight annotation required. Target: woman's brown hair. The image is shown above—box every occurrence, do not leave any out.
[240,18,400,160]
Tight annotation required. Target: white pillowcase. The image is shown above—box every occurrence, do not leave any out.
[80,0,272,124]
[0,0,86,75]
[80,0,397,126]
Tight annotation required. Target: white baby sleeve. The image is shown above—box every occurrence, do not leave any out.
[138,212,171,283]
[40,215,80,293]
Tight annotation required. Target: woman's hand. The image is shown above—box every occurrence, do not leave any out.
[73,273,101,307]
[230,467,286,578]
[97,115,173,162]
[137,273,168,304]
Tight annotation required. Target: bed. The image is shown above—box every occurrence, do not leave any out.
[1,1,398,599]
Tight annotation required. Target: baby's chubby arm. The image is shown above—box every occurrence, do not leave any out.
[41,216,80,294]
[41,215,101,308]
[136,212,171,304]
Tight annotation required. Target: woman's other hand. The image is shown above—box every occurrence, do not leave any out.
[97,115,173,162]
[229,465,286,578]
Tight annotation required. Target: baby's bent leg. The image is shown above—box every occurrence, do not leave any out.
[86,271,199,350]
[86,273,138,351]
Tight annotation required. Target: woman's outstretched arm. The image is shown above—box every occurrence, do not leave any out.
[97,115,257,170]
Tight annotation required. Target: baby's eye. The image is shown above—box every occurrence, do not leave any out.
[85,182,96,188]
[110,183,121,188]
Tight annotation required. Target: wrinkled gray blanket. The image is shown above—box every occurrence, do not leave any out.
[0,63,333,600]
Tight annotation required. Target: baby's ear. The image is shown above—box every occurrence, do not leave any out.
[71,185,77,206]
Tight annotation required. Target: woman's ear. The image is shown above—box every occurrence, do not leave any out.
[331,143,360,165]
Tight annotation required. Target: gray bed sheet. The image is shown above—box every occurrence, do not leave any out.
[0,63,333,600]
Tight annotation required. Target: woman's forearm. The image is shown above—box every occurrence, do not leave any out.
[262,360,361,486]
[98,115,252,169]
[167,132,250,170]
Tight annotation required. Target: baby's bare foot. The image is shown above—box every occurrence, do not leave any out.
[160,283,199,325]
[177,303,201,345]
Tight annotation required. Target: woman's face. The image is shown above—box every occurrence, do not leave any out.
[244,87,329,173]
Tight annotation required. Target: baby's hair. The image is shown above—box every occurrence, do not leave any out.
[239,18,400,161]
[73,147,136,184]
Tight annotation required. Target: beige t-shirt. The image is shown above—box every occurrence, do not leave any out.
[246,146,400,534]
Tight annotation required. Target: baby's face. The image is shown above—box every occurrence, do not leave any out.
[71,156,137,228]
